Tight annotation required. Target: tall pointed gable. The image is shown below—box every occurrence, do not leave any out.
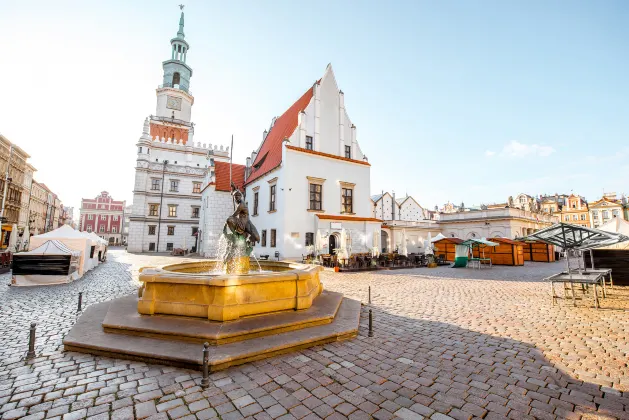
[246,85,315,185]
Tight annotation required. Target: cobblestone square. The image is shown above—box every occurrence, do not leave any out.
[1,250,628,419]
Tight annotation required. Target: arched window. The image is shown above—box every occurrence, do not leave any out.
[172,72,180,86]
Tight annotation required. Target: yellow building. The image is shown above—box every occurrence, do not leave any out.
[559,194,589,227]
[589,194,626,228]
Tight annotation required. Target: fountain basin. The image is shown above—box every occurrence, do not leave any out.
[138,260,323,322]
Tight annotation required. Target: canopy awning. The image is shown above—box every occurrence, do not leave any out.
[20,240,81,257]
[460,238,499,247]
[524,223,629,250]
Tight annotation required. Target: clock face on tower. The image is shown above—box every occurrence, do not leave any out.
[166,96,182,111]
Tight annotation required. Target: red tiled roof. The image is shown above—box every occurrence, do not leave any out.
[316,214,382,222]
[245,86,314,185]
[285,145,370,166]
[215,161,246,192]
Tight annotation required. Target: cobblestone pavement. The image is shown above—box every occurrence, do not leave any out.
[1,250,628,420]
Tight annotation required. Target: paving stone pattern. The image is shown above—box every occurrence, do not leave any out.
[1,250,629,419]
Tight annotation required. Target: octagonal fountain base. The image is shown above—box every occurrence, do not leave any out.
[64,260,360,372]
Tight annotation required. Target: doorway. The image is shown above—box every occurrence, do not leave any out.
[328,234,337,254]
[381,231,389,253]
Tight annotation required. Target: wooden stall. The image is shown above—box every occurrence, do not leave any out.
[432,238,463,262]
[522,241,555,262]
[585,249,629,286]
[472,238,524,266]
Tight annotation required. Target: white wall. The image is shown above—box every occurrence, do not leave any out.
[399,198,425,221]
[199,186,234,257]
[245,166,284,259]
[280,146,372,258]
[156,89,193,123]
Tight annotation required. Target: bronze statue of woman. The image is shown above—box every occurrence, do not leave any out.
[225,183,260,244]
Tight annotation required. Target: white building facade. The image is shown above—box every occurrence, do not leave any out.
[127,9,229,253]
[200,65,381,259]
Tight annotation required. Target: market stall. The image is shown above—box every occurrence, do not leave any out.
[431,237,463,262]
[478,237,525,266]
[526,223,629,307]
[521,240,555,262]
[12,240,81,286]
[29,225,91,276]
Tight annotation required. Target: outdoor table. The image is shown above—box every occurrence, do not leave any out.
[547,271,605,309]
[468,257,492,269]
[568,268,613,295]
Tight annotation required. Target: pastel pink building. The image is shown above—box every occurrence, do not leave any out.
[79,191,126,245]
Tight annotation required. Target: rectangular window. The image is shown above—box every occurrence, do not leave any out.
[305,136,313,150]
[149,242,155,251]
[193,182,201,193]
[564,215,569,221]
[100,225,105,232]
[612,210,620,217]
[580,214,586,220]
[572,214,577,221]
[86,226,92,233]
[192,227,198,236]
[87,214,93,220]
[344,145,351,159]
[305,232,314,247]
[148,225,156,235]
[309,183,322,210]
[167,226,175,235]
[253,192,259,216]
[113,215,118,221]
[269,185,276,212]
[170,180,179,192]
[149,204,159,216]
[342,188,353,213]
[261,230,267,247]
[192,207,200,218]
[168,205,177,217]
[270,229,277,247]
[112,227,117,233]
[151,179,160,190]
[166,243,174,251]
[101,215,107,221]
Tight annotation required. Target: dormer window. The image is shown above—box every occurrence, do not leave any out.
[344,145,351,159]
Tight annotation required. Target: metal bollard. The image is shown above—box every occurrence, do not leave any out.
[77,292,83,313]
[26,323,36,359]
[201,342,210,388]
[368,286,371,304]
[368,309,373,337]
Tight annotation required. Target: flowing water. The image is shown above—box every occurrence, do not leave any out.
[198,233,270,275]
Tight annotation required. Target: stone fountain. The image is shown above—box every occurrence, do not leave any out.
[64,186,360,372]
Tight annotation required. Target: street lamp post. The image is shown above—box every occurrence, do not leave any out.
[156,160,168,252]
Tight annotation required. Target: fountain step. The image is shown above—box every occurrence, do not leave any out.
[63,295,360,372]
[101,291,343,345]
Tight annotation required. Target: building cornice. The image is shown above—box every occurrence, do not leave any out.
[131,191,203,200]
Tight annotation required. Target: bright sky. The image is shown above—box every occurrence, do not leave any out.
[1,0,627,214]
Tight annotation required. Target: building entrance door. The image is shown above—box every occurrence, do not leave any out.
[329,235,337,254]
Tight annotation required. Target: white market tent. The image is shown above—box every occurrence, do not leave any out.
[597,218,629,249]
[431,233,447,242]
[12,240,81,286]
[29,225,91,276]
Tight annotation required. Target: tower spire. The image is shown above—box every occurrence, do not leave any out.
[177,4,185,39]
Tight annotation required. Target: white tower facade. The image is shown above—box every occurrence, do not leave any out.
[127,8,229,253]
